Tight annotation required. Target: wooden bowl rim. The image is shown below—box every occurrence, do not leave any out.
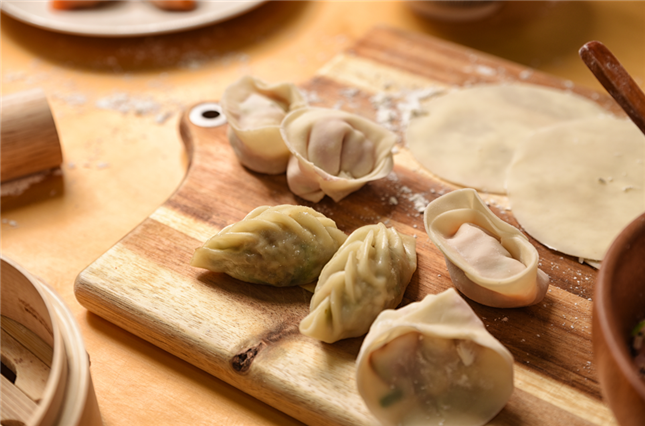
[596,212,645,400]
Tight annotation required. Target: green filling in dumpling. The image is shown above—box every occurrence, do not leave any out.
[190,205,347,287]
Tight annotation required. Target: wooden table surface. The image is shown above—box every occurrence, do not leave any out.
[2,2,644,425]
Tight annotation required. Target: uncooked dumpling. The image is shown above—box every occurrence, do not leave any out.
[424,188,549,308]
[190,205,347,287]
[221,76,307,174]
[356,288,514,426]
[406,83,607,193]
[299,223,417,343]
[447,223,526,280]
[507,116,645,261]
[281,107,396,202]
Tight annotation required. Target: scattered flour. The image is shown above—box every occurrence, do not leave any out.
[408,193,429,213]
[52,92,88,106]
[474,65,497,77]
[0,169,62,197]
[96,92,161,115]
[299,89,322,104]
[369,87,444,132]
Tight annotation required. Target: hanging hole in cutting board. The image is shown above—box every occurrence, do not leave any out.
[189,102,227,128]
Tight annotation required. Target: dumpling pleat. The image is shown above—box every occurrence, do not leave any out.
[190,205,347,287]
[299,223,417,343]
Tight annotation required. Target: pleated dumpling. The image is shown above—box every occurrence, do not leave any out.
[281,108,397,202]
[299,223,417,343]
[190,205,347,287]
[221,76,307,174]
[356,288,514,426]
[424,188,549,308]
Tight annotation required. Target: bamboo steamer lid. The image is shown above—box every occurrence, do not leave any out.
[1,256,102,426]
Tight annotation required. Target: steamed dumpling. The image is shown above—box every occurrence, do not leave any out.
[299,223,417,343]
[356,288,514,426]
[424,188,549,308]
[281,108,397,202]
[221,76,307,174]
[190,205,347,287]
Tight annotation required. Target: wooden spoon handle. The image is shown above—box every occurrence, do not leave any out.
[579,40,645,135]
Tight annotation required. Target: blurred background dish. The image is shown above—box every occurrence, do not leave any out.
[0,1,265,37]
[407,0,502,22]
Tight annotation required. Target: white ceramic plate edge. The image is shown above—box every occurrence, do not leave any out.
[1,1,266,37]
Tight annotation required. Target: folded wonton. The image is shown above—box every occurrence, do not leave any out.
[190,205,347,287]
[281,107,396,202]
[356,288,514,426]
[424,188,549,308]
[221,76,307,174]
[299,223,417,343]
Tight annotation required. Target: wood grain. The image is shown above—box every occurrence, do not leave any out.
[75,27,619,425]
[1,375,38,425]
[2,315,54,368]
[1,327,51,402]
[0,88,62,182]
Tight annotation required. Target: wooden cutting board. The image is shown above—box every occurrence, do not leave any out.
[75,27,622,426]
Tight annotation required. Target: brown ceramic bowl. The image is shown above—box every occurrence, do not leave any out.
[594,212,645,425]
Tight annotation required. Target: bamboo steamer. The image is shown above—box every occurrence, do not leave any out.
[1,256,102,426]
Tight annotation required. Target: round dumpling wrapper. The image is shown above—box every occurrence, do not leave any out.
[507,116,645,261]
[406,83,607,194]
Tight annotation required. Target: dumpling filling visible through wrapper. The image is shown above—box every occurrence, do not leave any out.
[424,188,549,308]
[356,288,514,426]
[299,223,417,343]
[190,205,347,287]
[221,76,307,175]
[281,107,396,202]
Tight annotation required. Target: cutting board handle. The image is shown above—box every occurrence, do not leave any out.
[1,88,63,183]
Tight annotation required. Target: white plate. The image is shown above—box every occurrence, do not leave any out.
[1,1,265,37]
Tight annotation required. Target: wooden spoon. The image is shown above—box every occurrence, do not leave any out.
[579,40,645,135]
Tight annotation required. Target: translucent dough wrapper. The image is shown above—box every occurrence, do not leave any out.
[221,76,307,174]
[190,205,347,287]
[424,188,549,308]
[281,107,396,202]
[405,83,607,194]
[356,288,514,426]
[299,223,417,343]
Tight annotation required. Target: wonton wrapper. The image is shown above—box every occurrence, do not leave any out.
[507,116,645,261]
[281,107,397,202]
[356,288,514,426]
[221,76,307,174]
[190,205,347,287]
[406,83,607,194]
[299,223,417,343]
[424,188,549,308]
